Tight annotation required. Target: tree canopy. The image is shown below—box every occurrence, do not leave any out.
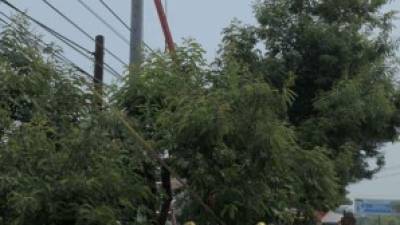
[0,18,151,225]
[220,0,400,194]
[0,0,399,224]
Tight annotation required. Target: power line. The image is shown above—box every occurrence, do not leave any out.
[97,0,155,54]
[0,1,92,56]
[374,171,400,180]
[0,10,122,80]
[383,163,400,171]
[0,10,91,68]
[77,0,129,45]
[0,12,95,77]
[41,0,128,67]
[0,14,94,81]
[98,0,130,31]
[0,15,6,25]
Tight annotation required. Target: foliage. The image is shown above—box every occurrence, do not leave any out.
[219,0,400,194]
[117,41,341,225]
[1,0,399,223]
[0,18,150,225]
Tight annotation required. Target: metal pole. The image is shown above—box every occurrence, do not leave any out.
[94,35,104,109]
[130,0,143,66]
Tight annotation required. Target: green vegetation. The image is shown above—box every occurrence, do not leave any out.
[221,0,400,195]
[0,0,399,224]
[0,19,150,225]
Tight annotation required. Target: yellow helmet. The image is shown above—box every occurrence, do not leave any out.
[257,222,267,225]
[184,222,196,225]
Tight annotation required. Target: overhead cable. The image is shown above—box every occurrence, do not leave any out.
[77,0,130,45]
[0,10,122,80]
[41,0,128,67]
[98,0,130,30]
[97,0,155,54]
[0,1,92,55]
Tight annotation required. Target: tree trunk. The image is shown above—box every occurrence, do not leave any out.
[158,166,172,225]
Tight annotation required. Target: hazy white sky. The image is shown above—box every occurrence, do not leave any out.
[0,0,399,200]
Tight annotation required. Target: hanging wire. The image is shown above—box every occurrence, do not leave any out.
[0,15,7,25]
[374,171,400,180]
[41,0,128,67]
[382,163,400,172]
[98,0,130,30]
[0,11,122,79]
[77,0,130,45]
[0,13,99,84]
[0,1,93,55]
[97,0,156,54]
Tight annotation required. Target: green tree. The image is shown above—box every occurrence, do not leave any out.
[220,0,400,195]
[117,41,341,225]
[0,18,151,225]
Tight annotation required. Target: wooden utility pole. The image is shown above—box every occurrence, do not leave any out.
[93,35,104,109]
[130,0,143,66]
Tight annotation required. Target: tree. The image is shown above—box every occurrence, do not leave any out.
[0,18,151,225]
[117,40,341,225]
[3,0,398,223]
[220,0,400,195]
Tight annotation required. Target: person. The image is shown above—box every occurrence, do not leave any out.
[340,212,356,225]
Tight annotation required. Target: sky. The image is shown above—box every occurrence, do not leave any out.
[0,0,399,201]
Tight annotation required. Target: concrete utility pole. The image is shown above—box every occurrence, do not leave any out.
[130,0,143,66]
[93,35,104,109]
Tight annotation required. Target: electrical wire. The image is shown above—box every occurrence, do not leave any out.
[0,2,92,56]
[0,10,90,70]
[77,0,130,45]
[374,171,400,180]
[0,10,122,80]
[0,15,7,25]
[0,16,93,82]
[97,0,156,54]
[41,0,128,67]
[383,163,400,171]
[98,0,130,30]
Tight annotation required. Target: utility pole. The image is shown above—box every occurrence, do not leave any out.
[130,0,143,66]
[93,35,104,109]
